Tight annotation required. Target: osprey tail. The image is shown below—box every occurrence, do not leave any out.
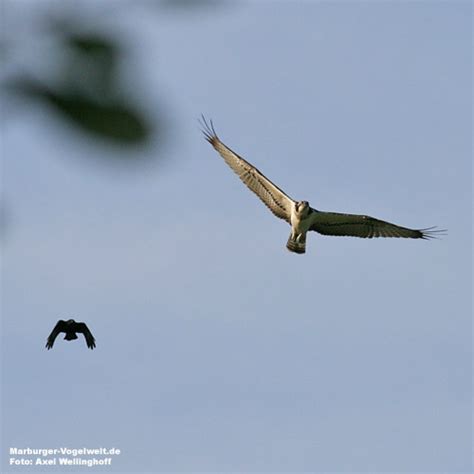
[286,233,306,254]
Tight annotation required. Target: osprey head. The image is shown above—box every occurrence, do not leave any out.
[66,319,76,324]
[295,200,310,216]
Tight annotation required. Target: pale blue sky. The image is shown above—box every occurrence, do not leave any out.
[2,1,472,472]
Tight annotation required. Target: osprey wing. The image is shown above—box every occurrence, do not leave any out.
[309,211,445,239]
[45,320,67,350]
[201,117,294,224]
[75,322,96,350]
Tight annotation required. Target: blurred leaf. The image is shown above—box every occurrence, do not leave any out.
[48,94,149,144]
[61,33,120,98]
[67,34,118,58]
[9,79,150,145]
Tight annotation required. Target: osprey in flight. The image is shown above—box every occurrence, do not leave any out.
[46,319,96,350]
[201,117,443,254]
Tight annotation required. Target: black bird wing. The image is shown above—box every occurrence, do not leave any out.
[45,320,67,350]
[200,116,295,224]
[309,211,444,239]
[75,322,96,349]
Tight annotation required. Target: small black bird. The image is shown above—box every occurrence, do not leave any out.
[46,319,96,350]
